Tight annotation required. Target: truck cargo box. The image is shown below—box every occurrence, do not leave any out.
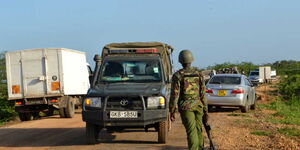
[6,48,90,100]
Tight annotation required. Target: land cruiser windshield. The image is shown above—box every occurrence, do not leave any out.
[99,59,162,82]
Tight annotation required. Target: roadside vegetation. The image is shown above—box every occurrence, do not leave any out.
[0,53,16,125]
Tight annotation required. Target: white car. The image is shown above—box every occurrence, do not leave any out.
[206,74,256,113]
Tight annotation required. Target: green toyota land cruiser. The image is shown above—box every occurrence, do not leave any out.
[82,42,174,144]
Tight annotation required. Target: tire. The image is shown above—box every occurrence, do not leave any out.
[158,121,168,143]
[19,113,32,121]
[250,95,257,110]
[86,123,101,144]
[241,103,250,113]
[65,97,75,118]
[250,101,256,110]
[32,112,41,120]
[59,108,66,118]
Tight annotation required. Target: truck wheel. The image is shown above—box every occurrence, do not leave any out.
[86,123,101,144]
[32,112,41,120]
[59,108,66,118]
[65,97,75,118]
[19,113,32,121]
[158,121,168,143]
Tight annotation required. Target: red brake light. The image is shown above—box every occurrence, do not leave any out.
[136,48,158,53]
[206,89,213,93]
[50,99,58,103]
[231,89,244,94]
[15,101,22,106]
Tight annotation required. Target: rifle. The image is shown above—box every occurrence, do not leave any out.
[203,121,216,150]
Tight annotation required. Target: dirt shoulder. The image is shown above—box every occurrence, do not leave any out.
[209,84,300,150]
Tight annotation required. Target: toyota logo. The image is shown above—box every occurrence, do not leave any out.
[120,99,129,106]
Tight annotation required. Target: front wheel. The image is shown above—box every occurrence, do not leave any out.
[158,121,168,143]
[86,123,101,144]
[18,112,32,121]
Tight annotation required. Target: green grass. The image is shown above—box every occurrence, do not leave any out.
[258,98,300,126]
[278,127,300,137]
[251,131,272,136]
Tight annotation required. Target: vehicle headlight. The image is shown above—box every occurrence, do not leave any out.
[147,96,165,109]
[84,97,101,108]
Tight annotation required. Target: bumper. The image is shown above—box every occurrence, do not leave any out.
[15,105,50,113]
[207,94,245,107]
[82,109,168,127]
[250,79,263,84]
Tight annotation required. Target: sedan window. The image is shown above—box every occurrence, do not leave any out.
[209,76,241,85]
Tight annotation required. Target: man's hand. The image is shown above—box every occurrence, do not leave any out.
[203,112,209,124]
[170,112,176,122]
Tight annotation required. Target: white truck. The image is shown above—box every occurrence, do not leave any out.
[6,48,90,121]
[248,66,272,85]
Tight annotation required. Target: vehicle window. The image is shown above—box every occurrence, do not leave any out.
[99,60,161,82]
[209,76,241,85]
[249,72,259,76]
[244,78,251,86]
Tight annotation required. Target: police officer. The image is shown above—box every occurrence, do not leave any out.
[169,50,209,150]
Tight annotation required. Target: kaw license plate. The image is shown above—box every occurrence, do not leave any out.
[110,111,138,118]
[218,90,227,96]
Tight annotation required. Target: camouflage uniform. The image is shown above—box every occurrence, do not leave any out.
[169,66,208,150]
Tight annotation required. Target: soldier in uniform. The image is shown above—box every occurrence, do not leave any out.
[169,50,209,150]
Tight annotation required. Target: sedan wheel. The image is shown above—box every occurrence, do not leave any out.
[241,103,250,113]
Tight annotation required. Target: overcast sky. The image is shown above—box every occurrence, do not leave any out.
[1,0,299,69]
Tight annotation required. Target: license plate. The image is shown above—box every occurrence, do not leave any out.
[218,90,226,96]
[110,111,138,118]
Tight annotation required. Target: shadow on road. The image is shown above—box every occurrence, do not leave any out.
[0,127,160,147]
[208,107,241,113]
[0,128,86,147]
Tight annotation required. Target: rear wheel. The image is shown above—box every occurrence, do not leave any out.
[250,99,256,110]
[19,113,32,121]
[65,97,75,118]
[59,97,76,118]
[250,95,257,110]
[158,121,168,143]
[59,108,66,118]
[86,123,101,144]
[241,103,250,113]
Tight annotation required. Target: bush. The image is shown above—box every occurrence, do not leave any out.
[278,74,300,101]
[0,53,16,123]
[0,96,16,123]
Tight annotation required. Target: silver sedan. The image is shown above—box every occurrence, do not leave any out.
[205,74,256,113]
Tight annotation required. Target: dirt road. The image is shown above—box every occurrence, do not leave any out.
[0,85,299,150]
[0,112,189,150]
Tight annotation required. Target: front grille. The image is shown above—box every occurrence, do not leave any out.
[106,96,143,110]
